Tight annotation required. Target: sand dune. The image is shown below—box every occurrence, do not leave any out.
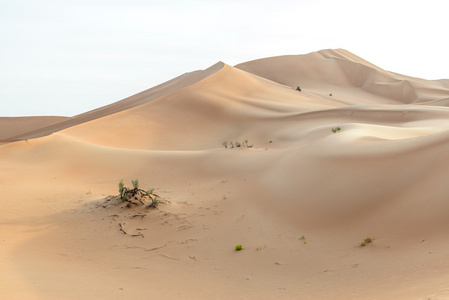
[236,49,449,106]
[2,49,449,299]
[0,116,69,145]
[4,63,222,144]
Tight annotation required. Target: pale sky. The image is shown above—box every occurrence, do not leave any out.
[1,0,448,117]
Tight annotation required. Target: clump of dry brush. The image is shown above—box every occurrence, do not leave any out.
[118,179,160,208]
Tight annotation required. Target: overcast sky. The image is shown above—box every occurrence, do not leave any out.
[1,0,448,117]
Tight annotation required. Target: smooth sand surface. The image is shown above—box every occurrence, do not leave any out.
[0,116,69,145]
[2,49,449,299]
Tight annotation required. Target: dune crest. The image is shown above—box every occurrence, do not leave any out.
[3,62,225,144]
[0,116,69,145]
[236,48,449,105]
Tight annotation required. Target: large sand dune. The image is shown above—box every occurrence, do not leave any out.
[2,49,449,299]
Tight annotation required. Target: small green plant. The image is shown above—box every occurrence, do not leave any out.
[235,244,243,251]
[222,141,228,149]
[360,237,372,247]
[269,140,272,143]
[295,85,301,91]
[331,127,341,133]
[146,188,155,194]
[132,179,139,189]
[118,179,124,194]
[152,196,160,206]
[300,235,305,240]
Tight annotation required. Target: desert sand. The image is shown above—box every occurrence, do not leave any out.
[2,49,449,299]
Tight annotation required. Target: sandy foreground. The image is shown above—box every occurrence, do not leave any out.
[2,49,449,299]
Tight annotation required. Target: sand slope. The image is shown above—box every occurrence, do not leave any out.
[2,49,449,299]
[236,49,449,106]
[0,116,69,145]
[4,64,221,143]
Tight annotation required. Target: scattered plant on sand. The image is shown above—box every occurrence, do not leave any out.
[331,127,341,133]
[223,140,253,149]
[118,179,160,209]
[132,179,139,189]
[118,179,124,194]
[295,85,301,91]
[360,237,373,247]
[235,244,243,251]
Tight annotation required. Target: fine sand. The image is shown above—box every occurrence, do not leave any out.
[2,49,449,299]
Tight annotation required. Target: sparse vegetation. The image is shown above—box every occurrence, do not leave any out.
[296,85,301,91]
[118,179,160,209]
[360,237,373,247]
[300,235,305,240]
[223,140,253,149]
[235,244,243,251]
[118,179,124,194]
[332,127,341,133]
[132,179,139,189]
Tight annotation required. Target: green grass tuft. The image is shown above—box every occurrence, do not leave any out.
[118,179,124,194]
[332,126,342,133]
[360,237,373,247]
[132,179,139,189]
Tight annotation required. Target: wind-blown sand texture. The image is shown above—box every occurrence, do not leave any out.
[2,49,449,299]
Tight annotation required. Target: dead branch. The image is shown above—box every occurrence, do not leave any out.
[119,187,160,208]
[119,223,127,234]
